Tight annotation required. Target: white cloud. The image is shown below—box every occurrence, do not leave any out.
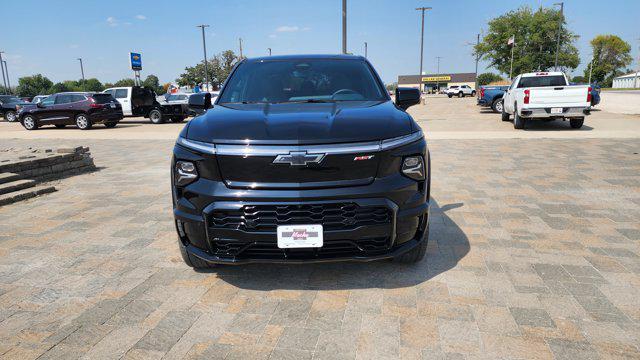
[268,34,277,39]
[135,14,146,20]
[106,17,118,26]
[276,25,299,32]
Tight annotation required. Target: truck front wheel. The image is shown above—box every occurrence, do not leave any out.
[570,118,584,129]
[149,109,164,124]
[493,99,504,114]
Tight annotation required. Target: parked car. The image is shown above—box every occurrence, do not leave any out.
[477,85,509,112]
[102,86,190,124]
[172,54,429,268]
[502,72,591,129]
[0,95,31,122]
[445,85,475,98]
[17,92,123,130]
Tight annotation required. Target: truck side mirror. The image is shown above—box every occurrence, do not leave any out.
[188,93,212,112]
[395,87,421,110]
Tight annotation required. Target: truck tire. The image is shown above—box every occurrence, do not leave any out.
[458,92,463,98]
[104,121,118,128]
[149,109,164,124]
[395,225,429,264]
[501,104,510,121]
[471,90,476,97]
[570,117,584,129]
[447,94,453,98]
[513,107,526,129]
[492,99,504,113]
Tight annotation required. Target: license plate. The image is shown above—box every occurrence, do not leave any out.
[110,103,116,108]
[277,224,323,248]
[550,107,563,114]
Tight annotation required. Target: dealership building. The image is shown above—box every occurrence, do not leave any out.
[397,73,477,92]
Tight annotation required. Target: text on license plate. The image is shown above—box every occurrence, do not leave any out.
[277,224,323,248]
[550,107,563,114]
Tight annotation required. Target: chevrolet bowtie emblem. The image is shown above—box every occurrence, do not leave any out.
[273,151,325,166]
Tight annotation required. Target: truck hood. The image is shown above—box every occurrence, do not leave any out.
[185,100,415,145]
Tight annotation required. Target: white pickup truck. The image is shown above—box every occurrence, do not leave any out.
[501,72,591,129]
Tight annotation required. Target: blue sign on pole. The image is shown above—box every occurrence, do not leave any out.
[130,52,142,71]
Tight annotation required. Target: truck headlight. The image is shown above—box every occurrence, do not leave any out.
[401,156,425,180]
[175,161,198,186]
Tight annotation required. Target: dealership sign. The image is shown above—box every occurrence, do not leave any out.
[130,52,142,71]
[422,75,451,82]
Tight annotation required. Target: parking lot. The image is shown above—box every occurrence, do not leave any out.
[1,96,639,359]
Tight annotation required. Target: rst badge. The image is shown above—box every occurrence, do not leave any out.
[354,155,375,161]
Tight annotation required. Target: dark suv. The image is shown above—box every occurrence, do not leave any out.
[172,55,429,267]
[18,92,123,130]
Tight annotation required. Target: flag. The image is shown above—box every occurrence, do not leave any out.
[507,35,515,46]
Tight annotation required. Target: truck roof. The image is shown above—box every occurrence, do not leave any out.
[247,54,365,62]
[520,71,565,78]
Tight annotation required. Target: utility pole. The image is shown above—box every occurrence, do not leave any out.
[435,56,442,91]
[239,38,244,59]
[553,2,564,70]
[268,48,272,56]
[0,51,6,94]
[416,7,432,92]
[3,61,10,94]
[635,38,640,89]
[342,0,347,54]
[474,33,480,91]
[364,42,368,59]
[196,25,210,92]
[77,58,85,91]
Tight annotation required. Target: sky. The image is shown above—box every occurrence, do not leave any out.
[2,0,638,85]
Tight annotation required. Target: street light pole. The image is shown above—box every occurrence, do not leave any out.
[0,51,7,93]
[553,2,564,70]
[196,24,210,92]
[436,56,442,91]
[268,48,272,56]
[77,58,85,91]
[416,7,432,92]
[3,61,11,94]
[364,42,367,59]
[239,38,243,59]
[342,0,347,54]
[635,38,640,89]
[588,56,594,84]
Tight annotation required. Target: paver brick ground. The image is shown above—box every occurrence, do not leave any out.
[0,136,639,359]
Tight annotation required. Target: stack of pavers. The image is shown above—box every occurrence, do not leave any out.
[0,146,96,206]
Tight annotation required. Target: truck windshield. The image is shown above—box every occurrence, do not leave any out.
[518,75,567,88]
[218,59,387,104]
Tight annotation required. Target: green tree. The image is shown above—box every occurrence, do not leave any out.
[83,78,103,92]
[386,82,398,92]
[63,80,81,91]
[48,82,71,94]
[16,74,53,98]
[571,75,586,83]
[583,35,632,87]
[477,73,504,86]
[475,6,580,76]
[142,74,163,94]
[113,78,136,87]
[177,50,239,89]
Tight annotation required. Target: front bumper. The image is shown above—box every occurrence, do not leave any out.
[173,172,429,265]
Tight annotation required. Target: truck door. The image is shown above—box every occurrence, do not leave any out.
[114,88,132,116]
[503,76,518,113]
